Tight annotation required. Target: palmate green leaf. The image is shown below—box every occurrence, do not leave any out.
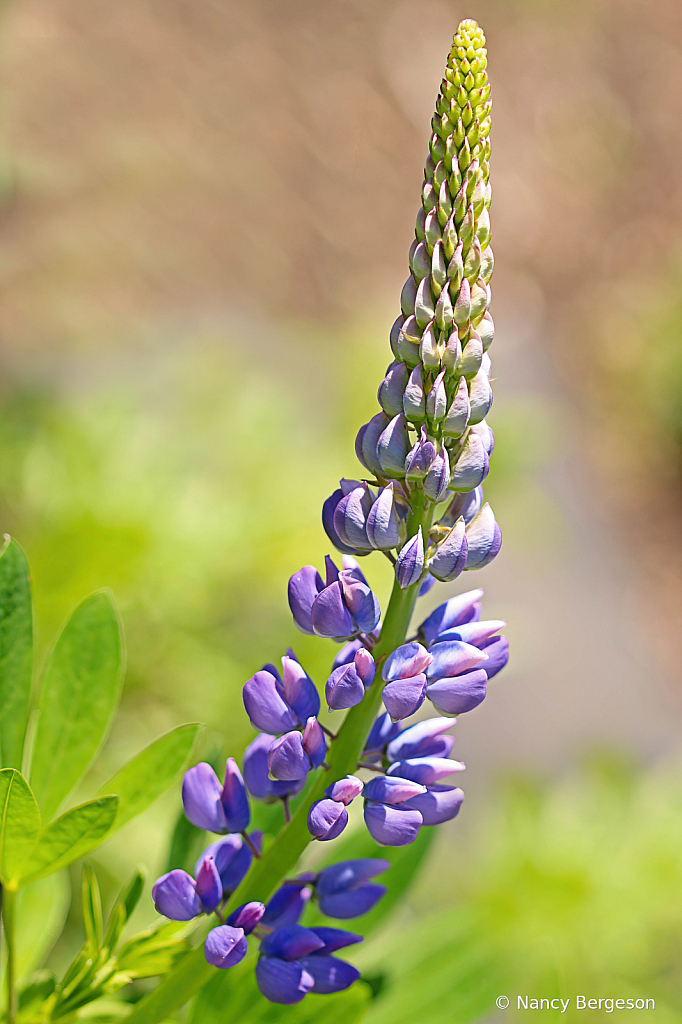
[18,795,119,886]
[0,538,33,770]
[0,768,42,887]
[30,591,124,820]
[97,723,202,833]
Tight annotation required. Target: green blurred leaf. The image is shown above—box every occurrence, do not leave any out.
[97,723,202,832]
[102,868,146,952]
[18,795,119,886]
[30,591,123,819]
[0,537,33,770]
[116,920,192,979]
[0,767,42,886]
[15,872,70,983]
[82,863,104,951]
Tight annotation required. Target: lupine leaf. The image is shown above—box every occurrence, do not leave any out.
[15,871,70,983]
[0,538,33,770]
[97,723,202,833]
[0,768,42,886]
[82,863,104,951]
[30,591,123,819]
[18,795,119,886]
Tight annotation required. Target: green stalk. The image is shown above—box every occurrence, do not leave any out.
[3,886,17,1024]
[125,504,434,1024]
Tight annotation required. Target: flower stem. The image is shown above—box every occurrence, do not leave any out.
[2,886,17,1024]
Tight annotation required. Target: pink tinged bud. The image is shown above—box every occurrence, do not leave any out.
[470,280,488,321]
[453,276,472,326]
[426,370,447,423]
[363,775,427,805]
[420,321,441,368]
[326,775,364,805]
[431,240,447,292]
[415,277,436,328]
[395,528,424,589]
[308,798,348,841]
[354,648,375,688]
[366,483,404,550]
[356,412,389,477]
[443,376,470,438]
[423,445,450,502]
[401,276,417,317]
[478,310,494,350]
[459,330,483,378]
[468,368,493,424]
[397,316,422,366]
[226,901,265,934]
[377,413,411,478]
[302,717,326,769]
[378,361,409,418]
[382,675,428,720]
[280,656,320,724]
[403,365,426,423]
[465,503,502,569]
[427,639,488,680]
[450,432,490,491]
[428,518,468,582]
[411,240,431,281]
[405,425,438,481]
[448,239,464,291]
[424,207,442,250]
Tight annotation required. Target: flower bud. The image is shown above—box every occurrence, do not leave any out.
[449,431,490,491]
[377,413,411,478]
[443,376,470,437]
[415,277,436,327]
[458,329,483,378]
[326,661,366,711]
[411,241,431,280]
[378,361,409,418]
[355,411,388,477]
[438,485,483,527]
[333,484,373,552]
[401,276,417,317]
[423,445,450,502]
[395,528,425,589]
[428,518,468,582]
[426,369,447,423]
[443,331,462,371]
[389,315,404,358]
[403,365,427,423]
[453,276,471,327]
[366,482,406,550]
[480,246,494,284]
[405,425,438,481]
[326,775,364,805]
[302,717,327,769]
[468,368,493,423]
[204,926,248,969]
[397,316,422,366]
[434,283,454,330]
[470,279,488,321]
[465,502,502,569]
[308,799,348,842]
[470,420,494,455]
[420,321,441,368]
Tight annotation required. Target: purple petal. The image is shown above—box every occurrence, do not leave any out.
[423,446,450,502]
[243,734,305,801]
[182,763,229,833]
[363,712,403,755]
[261,924,325,961]
[443,375,470,437]
[280,657,321,724]
[195,856,222,913]
[366,483,403,550]
[326,663,366,711]
[357,412,389,477]
[377,412,411,478]
[382,675,427,721]
[427,669,488,715]
[387,718,454,762]
[262,883,311,929]
[382,642,432,681]
[340,573,381,634]
[288,566,325,634]
[220,758,250,833]
[335,486,373,551]
[308,799,348,841]
[317,859,390,896]
[309,927,363,955]
[364,801,423,846]
[465,503,502,569]
[317,883,387,919]
[256,957,314,1005]
[450,432,490,491]
[479,635,509,679]
[428,519,468,582]
[311,582,355,640]
[152,870,201,921]
[325,556,341,586]
[226,902,265,935]
[419,575,436,597]
[386,757,465,785]
[395,529,425,589]
[342,555,369,584]
[379,360,410,418]
[302,717,327,769]
[326,775,364,805]
[426,640,488,680]
[437,619,505,647]
[323,488,363,556]
[204,925,248,969]
[363,775,427,805]
[403,784,465,825]
[332,640,362,671]
[268,731,311,781]
[243,670,297,735]
[299,955,361,995]
[418,589,485,646]
[405,425,438,481]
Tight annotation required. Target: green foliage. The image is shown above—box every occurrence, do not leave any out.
[0,539,33,771]
[30,592,123,820]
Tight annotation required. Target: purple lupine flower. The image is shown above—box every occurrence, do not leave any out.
[181,758,250,834]
[363,776,426,847]
[323,481,369,556]
[395,528,424,590]
[262,881,313,929]
[378,360,409,418]
[362,711,403,762]
[403,784,465,826]
[332,483,375,553]
[366,483,407,550]
[243,654,320,735]
[268,717,326,781]
[386,718,455,762]
[289,558,380,641]
[256,925,361,1003]
[355,411,389,477]
[326,647,375,711]
[405,426,438,481]
[204,925,248,969]
[423,445,450,502]
[152,858,221,920]
[386,757,465,785]
[226,901,265,934]
[478,634,510,679]
[308,775,364,841]
[464,503,502,569]
[381,641,432,721]
[418,589,484,646]
[316,859,389,918]
[425,640,490,715]
[243,733,308,801]
[428,518,468,582]
[196,832,261,895]
[377,413,411,478]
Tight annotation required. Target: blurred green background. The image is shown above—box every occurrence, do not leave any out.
[1,0,682,1020]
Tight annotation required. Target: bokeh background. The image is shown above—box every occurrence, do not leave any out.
[2,0,682,1019]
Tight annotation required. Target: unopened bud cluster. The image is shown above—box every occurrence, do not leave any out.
[327,20,501,588]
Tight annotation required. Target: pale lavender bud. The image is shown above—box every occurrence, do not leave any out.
[423,445,450,501]
[397,316,422,366]
[468,368,493,424]
[438,486,482,527]
[415,276,435,327]
[401,275,417,317]
[420,321,441,368]
[403,365,427,423]
[470,420,495,456]
[378,361,409,418]
[428,518,468,582]
[377,413,411,478]
[426,369,447,422]
[405,425,437,481]
[395,528,425,589]
[453,276,471,326]
[390,315,404,358]
[478,310,494,350]
[449,432,490,491]
[333,484,373,552]
[458,330,483,378]
[366,483,406,550]
[443,376,471,438]
[302,717,326,769]
[443,331,462,371]
[204,925,248,969]
[355,412,388,477]
[465,503,502,569]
